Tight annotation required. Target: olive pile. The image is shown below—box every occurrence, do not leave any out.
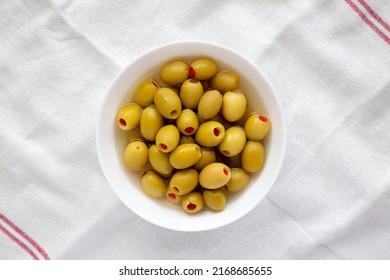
[116,58,271,214]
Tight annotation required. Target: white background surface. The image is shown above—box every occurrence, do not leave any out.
[0,0,389,259]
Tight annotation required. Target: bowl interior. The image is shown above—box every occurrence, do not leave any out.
[97,41,285,231]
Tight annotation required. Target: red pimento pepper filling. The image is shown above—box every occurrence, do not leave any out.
[184,127,194,134]
[223,167,229,176]
[213,128,219,136]
[189,67,195,78]
[119,118,127,126]
[173,187,179,193]
[187,202,196,211]
[159,143,168,150]
[168,193,176,199]
[259,115,268,122]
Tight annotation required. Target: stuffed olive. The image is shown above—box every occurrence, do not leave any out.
[148,144,174,175]
[226,168,250,192]
[176,109,199,135]
[134,79,159,108]
[244,113,271,141]
[180,79,204,110]
[169,143,202,169]
[140,105,164,141]
[116,103,141,131]
[203,189,226,211]
[141,171,167,198]
[199,162,231,189]
[155,125,180,153]
[241,141,265,173]
[210,70,239,93]
[197,90,223,120]
[221,90,247,122]
[165,185,182,204]
[160,60,189,86]
[189,58,217,80]
[154,87,182,119]
[169,168,199,196]
[195,121,225,147]
[182,191,204,214]
[218,126,246,157]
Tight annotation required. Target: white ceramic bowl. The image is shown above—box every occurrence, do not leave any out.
[96,41,286,231]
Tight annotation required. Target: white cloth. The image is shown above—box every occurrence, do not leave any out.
[1,0,389,259]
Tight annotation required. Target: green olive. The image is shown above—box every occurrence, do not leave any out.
[218,126,246,157]
[189,58,218,80]
[222,90,247,122]
[165,185,182,204]
[178,135,195,145]
[160,60,189,86]
[179,79,204,110]
[140,105,164,141]
[226,168,250,192]
[148,145,174,175]
[197,90,223,120]
[241,141,265,173]
[244,113,271,141]
[203,189,226,211]
[169,143,202,169]
[155,125,180,153]
[181,191,204,214]
[116,103,141,131]
[210,70,239,93]
[193,146,216,171]
[176,109,199,135]
[134,79,159,108]
[154,87,182,119]
[124,140,149,171]
[199,162,231,189]
[195,121,225,147]
[169,168,199,195]
[141,171,167,198]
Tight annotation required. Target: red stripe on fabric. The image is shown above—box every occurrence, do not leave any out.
[0,224,39,260]
[0,214,50,260]
[345,0,390,46]
[358,0,390,32]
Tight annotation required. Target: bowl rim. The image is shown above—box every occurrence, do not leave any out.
[96,40,287,231]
